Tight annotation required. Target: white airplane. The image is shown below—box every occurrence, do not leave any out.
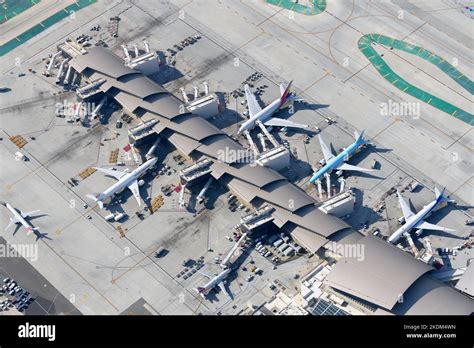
[86,157,158,209]
[237,80,308,134]
[388,187,454,244]
[1,202,47,240]
[195,268,232,299]
[309,130,373,183]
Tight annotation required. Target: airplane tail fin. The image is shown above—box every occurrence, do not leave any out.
[354,129,365,141]
[195,287,205,294]
[279,80,293,106]
[86,194,104,209]
[354,129,367,145]
[434,187,448,202]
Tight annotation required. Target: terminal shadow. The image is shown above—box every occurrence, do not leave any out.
[187,194,198,214]
[99,103,121,125]
[210,108,244,130]
[282,158,313,182]
[148,64,183,85]
[203,184,228,211]
[347,188,381,230]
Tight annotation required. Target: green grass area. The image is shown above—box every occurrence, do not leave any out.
[0,0,40,24]
[359,34,474,126]
[0,0,97,57]
[265,0,326,15]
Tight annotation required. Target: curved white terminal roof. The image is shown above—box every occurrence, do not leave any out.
[391,276,474,315]
[70,47,474,314]
[71,46,132,78]
[324,236,433,310]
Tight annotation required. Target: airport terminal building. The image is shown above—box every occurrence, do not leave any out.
[69,47,473,315]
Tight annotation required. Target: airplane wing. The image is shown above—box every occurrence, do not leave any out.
[415,221,455,232]
[244,84,262,117]
[318,135,334,162]
[337,163,373,173]
[20,209,40,219]
[218,281,231,299]
[94,167,126,180]
[397,190,415,219]
[127,180,142,206]
[197,270,212,279]
[263,118,308,129]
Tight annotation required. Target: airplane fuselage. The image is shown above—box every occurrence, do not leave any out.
[98,157,157,202]
[6,203,34,233]
[388,195,443,244]
[309,138,364,183]
[238,96,295,134]
[198,268,231,297]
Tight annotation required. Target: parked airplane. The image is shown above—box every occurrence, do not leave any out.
[388,187,454,244]
[86,157,158,209]
[309,130,373,184]
[1,202,48,240]
[237,80,308,134]
[195,267,232,299]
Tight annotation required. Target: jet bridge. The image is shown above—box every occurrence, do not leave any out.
[240,205,275,232]
[243,130,260,158]
[256,120,279,148]
[180,158,213,186]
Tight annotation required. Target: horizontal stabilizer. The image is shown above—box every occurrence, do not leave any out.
[416,221,455,232]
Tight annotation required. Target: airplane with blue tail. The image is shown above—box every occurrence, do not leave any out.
[309,130,373,184]
[388,187,454,244]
